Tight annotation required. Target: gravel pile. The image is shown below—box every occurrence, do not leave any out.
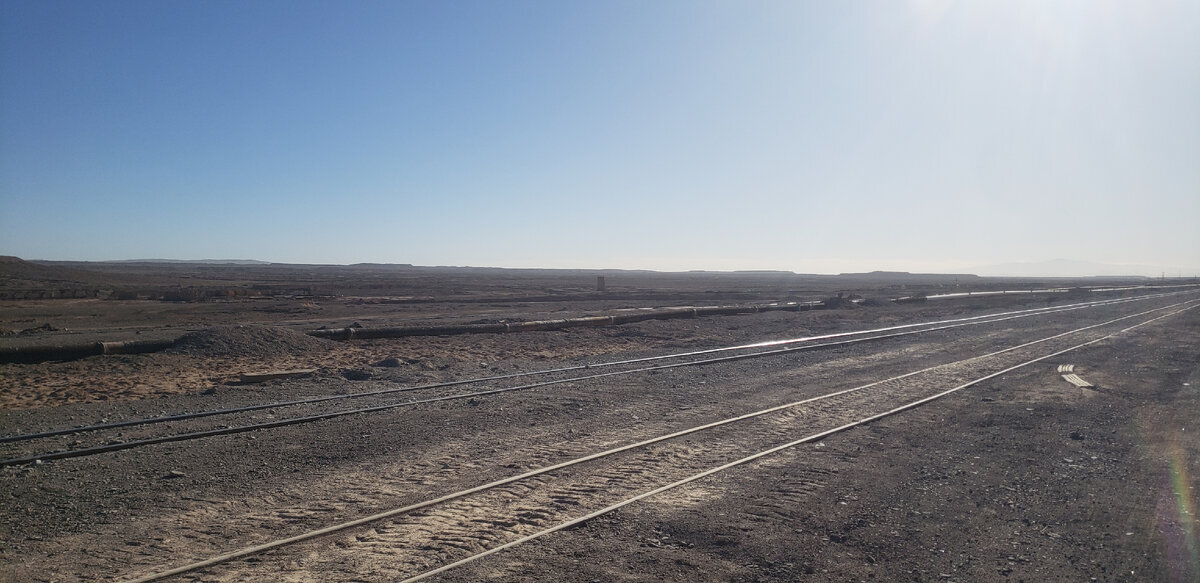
[167,325,337,358]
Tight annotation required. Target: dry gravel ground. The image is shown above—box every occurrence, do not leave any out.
[442,306,1200,583]
[0,292,1197,582]
[0,303,948,410]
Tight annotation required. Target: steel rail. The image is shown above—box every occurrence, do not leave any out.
[2,293,1188,466]
[2,294,1182,467]
[117,298,1199,583]
[403,301,1199,582]
[1,291,1177,445]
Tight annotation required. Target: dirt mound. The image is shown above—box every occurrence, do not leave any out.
[167,325,337,358]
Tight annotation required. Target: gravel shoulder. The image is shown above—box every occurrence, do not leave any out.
[443,305,1200,582]
[1,292,1196,582]
[0,296,1123,410]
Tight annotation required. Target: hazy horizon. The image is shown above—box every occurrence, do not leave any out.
[2,2,1197,276]
[10,254,1194,279]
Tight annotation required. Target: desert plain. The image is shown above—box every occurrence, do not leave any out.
[2,257,1199,582]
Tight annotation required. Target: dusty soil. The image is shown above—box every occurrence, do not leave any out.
[448,309,1200,582]
[0,299,1089,411]
[1,262,1197,582]
[0,259,993,409]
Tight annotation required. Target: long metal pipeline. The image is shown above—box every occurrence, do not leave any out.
[0,339,174,364]
[1,301,823,364]
[0,286,1189,364]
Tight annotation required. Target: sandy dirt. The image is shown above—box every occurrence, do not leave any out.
[1,261,1197,582]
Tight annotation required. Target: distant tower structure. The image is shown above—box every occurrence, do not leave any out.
[596,276,606,292]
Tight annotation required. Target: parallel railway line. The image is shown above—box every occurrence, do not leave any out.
[2,294,1149,444]
[1,292,1188,468]
[406,302,1196,583]
[94,297,1200,582]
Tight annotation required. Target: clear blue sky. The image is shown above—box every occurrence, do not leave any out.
[2,1,1197,275]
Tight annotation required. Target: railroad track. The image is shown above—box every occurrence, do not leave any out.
[0,292,1185,467]
[64,296,1195,582]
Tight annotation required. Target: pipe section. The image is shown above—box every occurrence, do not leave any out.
[0,339,173,364]
[1,301,825,364]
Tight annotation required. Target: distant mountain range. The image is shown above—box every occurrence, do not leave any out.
[11,256,1190,279]
[102,259,273,265]
[965,259,1173,278]
[835,271,979,283]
